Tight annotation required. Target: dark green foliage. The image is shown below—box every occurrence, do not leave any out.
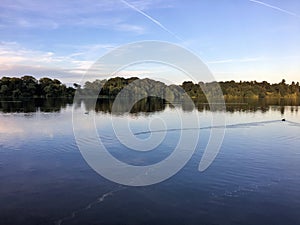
[218,80,299,99]
[81,77,185,101]
[81,77,300,100]
[1,75,299,101]
[0,76,75,98]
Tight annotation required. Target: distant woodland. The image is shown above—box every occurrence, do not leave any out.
[78,77,300,101]
[0,76,75,98]
[1,76,300,101]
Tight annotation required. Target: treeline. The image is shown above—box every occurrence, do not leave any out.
[220,79,299,99]
[78,77,185,100]
[79,77,300,100]
[0,76,75,98]
[182,79,300,99]
[1,76,300,100]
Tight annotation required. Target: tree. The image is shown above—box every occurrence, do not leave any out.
[0,84,9,96]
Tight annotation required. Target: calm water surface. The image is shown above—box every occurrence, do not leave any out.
[0,100,300,225]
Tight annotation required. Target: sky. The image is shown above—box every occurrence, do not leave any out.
[0,0,300,85]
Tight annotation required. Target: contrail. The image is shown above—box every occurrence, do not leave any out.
[120,0,184,41]
[249,0,300,18]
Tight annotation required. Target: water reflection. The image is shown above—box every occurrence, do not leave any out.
[0,98,73,113]
[0,97,299,115]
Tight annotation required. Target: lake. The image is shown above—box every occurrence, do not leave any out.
[0,98,300,225]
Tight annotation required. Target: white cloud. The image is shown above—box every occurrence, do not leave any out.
[0,41,158,84]
[0,41,95,83]
[0,42,76,67]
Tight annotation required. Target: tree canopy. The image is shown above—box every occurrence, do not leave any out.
[1,75,299,101]
[0,76,75,98]
[79,77,300,100]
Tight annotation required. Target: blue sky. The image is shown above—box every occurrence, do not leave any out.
[0,0,300,84]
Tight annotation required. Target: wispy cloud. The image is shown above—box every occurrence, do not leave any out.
[0,41,156,83]
[0,42,94,80]
[120,0,183,41]
[0,1,129,33]
[207,56,266,64]
[0,0,173,34]
[115,23,145,34]
[249,0,300,18]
